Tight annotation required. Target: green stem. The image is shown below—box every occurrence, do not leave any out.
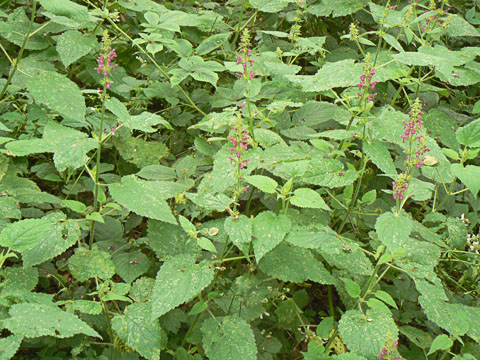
[0,0,37,101]
[89,86,106,249]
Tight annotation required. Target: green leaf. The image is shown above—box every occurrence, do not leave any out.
[39,0,89,21]
[252,211,291,262]
[112,302,164,360]
[170,56,224,87]
[428,335,453,355]
[290,188,330,210]
[112,251,150,283]
[201,316,257,360]
[151,254,214,319]
[0,196,21,220]
[456,118,480,147]
[0,218,53,253]
[301,158,358,188]
[339,309,398,359]
[68,246,115,282]
[447,14,480,37]
[125,112,173,132]
[310,0,367,17]
[196,32,232,55]
[197,237,217,253]
[186,192,233,212]
[0,335,22,360]
[375,212,413,253]
[341,278,361,298]
[224,215,252,248]
[26,71,86,122]
[147,221,199,260]
[55,30,97,68]
[259,242,335,284]
[23,215,80,268]
[109,175,183,224]
[424,109,459,150]
[363,140,397,176]
[61,200,86,213]
[451,164,480,197]
[4,303,101,338]
[243,175,278,194]
[6,121,97,172]
[374,290,398,309]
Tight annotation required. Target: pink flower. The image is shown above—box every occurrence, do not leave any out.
[389,5,398,10]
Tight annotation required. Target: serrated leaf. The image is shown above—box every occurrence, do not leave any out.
[363,140,397,176]
[224,215,252,248]
[0,335,22,360]
[290,188,330,210]
[26,71,86,122]
[147,220,199,260]
[375,212,412,253]
[6,121,97,172]
[252,211,291,262]
[197,32,232,55]
[68,246,115,282]
[113,251,150,283]
[0,218,53,253]
[310,0,367,17]
[4,303,101,339]
[451,164,480,197]
[125,112,173,132]
[243,175,278,194]
[250,0,293,12]
[301,158,358,188]
[197,237,217,253]
[55,30,97,68]
[151,254,214,319]
[109,175,183,224]
[374,290,398,309]
[185,192,233,212]
[259,242,335,284]
[456,118,480,147]
[39,0,89,21]
[23,216,80,268]
[112,302,163,360]
[201,316,257,360]
[339,309,398,359]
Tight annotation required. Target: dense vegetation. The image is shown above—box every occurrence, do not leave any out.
[0,0,480,359]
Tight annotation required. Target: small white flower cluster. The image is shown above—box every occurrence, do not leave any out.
[460,214,480,254]
[467,234,480,255]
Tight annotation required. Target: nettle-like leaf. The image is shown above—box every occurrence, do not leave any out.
[451,164,480,197]
[169,55,224,87]
[105,97,172,132]
[224,215,252,247]
[55,30,97,68]
[151,254,214,319]
[112,302,164,360]
[339,309,398,359]
[26,71,86,122]
[201,316,257,360]
[4,303,101,339]
[301,158,358,188]
[252,211,291,262]
[362,140,397,176]
[249,0,293,13]
[5,121,96,172]
[147,220,199,260]
[112,251,151,283]
[39,0,89,21]
[259,242,335,284]
[309,0,367,17]
[290,188,330,210]
[456,118,480,148]
[0,335,23,360]
[109,175,186,224]
[375,211,413,253]
[243,175,278,194]
[68,246,115,282]
[0,8,50,50]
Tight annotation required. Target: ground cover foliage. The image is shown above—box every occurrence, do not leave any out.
[0,0,480,358]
